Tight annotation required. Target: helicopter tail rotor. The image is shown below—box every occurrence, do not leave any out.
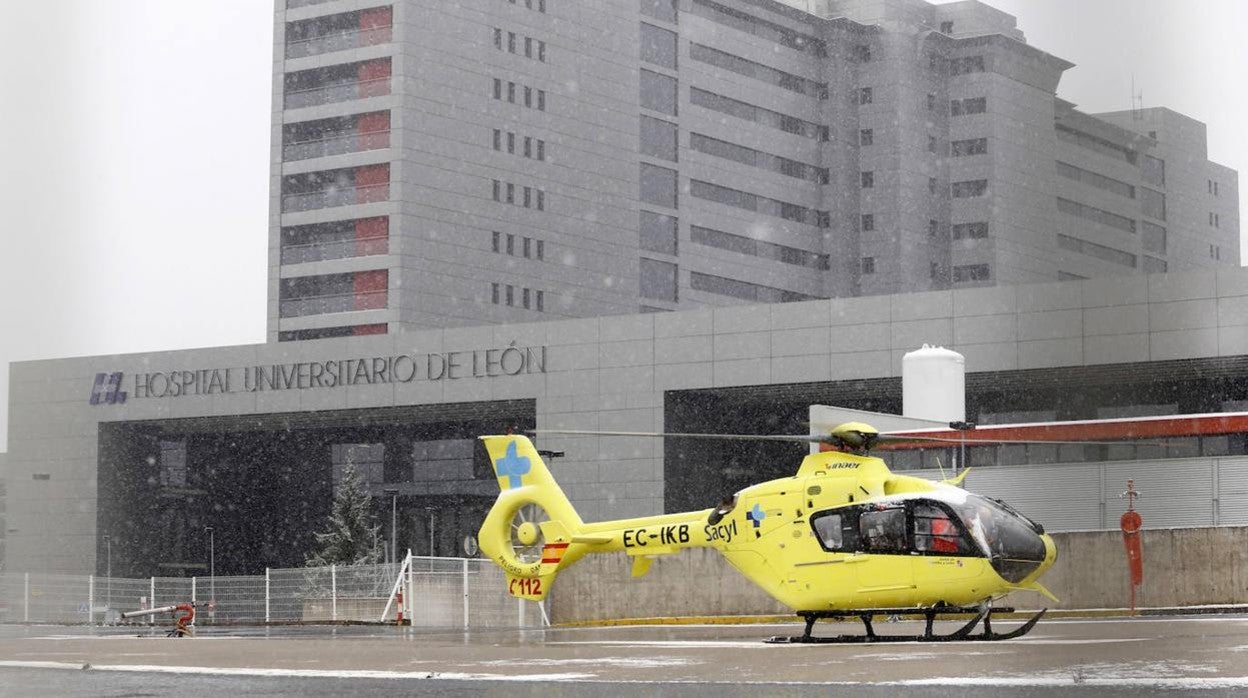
[478,435,587,601]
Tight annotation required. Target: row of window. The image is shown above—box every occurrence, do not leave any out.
[952,222,989,240]
[691,225,830,270]
[1207,179,1221,196]
[284,59,392,110]
[689,179,830,227]
[1057,233,1136,268]
[690,87,828,141]
[686,0,827,57]
[689,132,828,183]
[1210,244,1223,261]
[491,179,547,209]
[950,179,988,198]
[278,324,387,342]
[640,210,678,255]
[492,78,548,110]
[491,283,546,310]
[492,129,547,160]
[283,111,390,162]
[641,115,678,161]
[1056,161,1135,199]
[1142,221,1167,254]
[641,69,678,116]
[1056,197,1135,233]
[279,270,388,318]
[493,28,547,62]
[689,43,828,99]
[281,216,389,265]
[285,6,393,60]
[689,271,817,303]
[1210,212,1222,228]
[491,231,546,260]
[953,263,990,282]
[1056,123,1138,164]
[281,164,390,213]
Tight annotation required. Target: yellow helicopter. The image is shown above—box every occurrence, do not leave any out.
[476,423,1058,643]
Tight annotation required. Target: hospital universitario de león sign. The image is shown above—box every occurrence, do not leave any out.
[88,343,548,404]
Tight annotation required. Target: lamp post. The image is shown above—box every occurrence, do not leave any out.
[425,507,436,557]
[383,488,398,564]
[205,526,215,615]
[102,534,111,614]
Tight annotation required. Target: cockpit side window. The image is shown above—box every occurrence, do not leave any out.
[912,501,974,556]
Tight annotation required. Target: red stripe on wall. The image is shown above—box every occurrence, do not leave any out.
[355,164,390,204]
[353,269,388,311]
[354,216,389,256]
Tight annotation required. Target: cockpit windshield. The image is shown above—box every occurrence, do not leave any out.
[951,494,1048,582]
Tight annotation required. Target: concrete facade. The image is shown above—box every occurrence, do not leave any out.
[5,266,1248,575]
[268,0,1238,341]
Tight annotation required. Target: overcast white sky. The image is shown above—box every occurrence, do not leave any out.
[1,0,1246,451]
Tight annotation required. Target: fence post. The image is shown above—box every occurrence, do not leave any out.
[265,568,271,623]
[149,577,156,625]
[462,558,470,629]
[331,565,337,622]
[406,550,413,626]
[23,572,29,623]
[192,576,197,604]
[518,597,524,628]
[88,575,95,626]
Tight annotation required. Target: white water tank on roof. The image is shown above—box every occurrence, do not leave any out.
[902,345,965,424]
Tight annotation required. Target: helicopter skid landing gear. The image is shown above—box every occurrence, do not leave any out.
[765,606,1046,644]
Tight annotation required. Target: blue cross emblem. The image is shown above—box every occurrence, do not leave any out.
[747,503,766,528]
[496,440,531,489]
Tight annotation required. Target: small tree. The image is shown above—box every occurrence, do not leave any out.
[305,463,383,568]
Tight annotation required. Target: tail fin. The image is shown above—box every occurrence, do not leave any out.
[478,435,585,601]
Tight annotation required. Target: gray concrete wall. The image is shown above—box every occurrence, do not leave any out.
[549,525,1248,623]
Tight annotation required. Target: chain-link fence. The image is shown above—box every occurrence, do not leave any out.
[0,555,543,628]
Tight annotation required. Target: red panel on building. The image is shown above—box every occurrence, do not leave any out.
[355,164,390,204]
[359,6,393,46]
[352,323,388,336]
[356,111,390,150]
[353,269,389,311]
[357,58,391,98]
[355,216,389,256]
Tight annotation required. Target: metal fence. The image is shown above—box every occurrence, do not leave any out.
[0,555,544,628]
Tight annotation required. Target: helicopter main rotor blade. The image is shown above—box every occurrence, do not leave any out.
[528,429,827,444]
[873,433,1173,447]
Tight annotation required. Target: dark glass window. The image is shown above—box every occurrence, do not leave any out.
[640,210,678,255]
[640,116,678,161]
[640,258,678,301]
[640,23,678,69]
[640,163,678,208]
[640,70,678,116]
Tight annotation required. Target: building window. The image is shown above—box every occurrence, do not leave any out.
[491,282,500,304]
[537,140,545,160]
[641,70,677,116]
[538,90,546,110]
[929,177,938,195]
[1058,233,1136,268]
[861,171,874,189]
[858,87,873,105]
[1141,221,1166,254]
[522,287,531,308]
[641,0,678,23]
[507,131,515,153]
[524,136,531,158]
[1142,154,1165,187]
[493,78,502,99]
[507,81,516,102]
[950,97,987,116]
[928,135,938,153]
[506,285,514,306]
[1056,197,1135,233]
[492,231,501,252]
[861,214,874,231]
[640,23,678,69]
[953,264,990,282]
[506,182,515,203]
[691,225,828,270]
[536,190,545,210]
[949,56,985,75]
[689,43,828,98]
[524,86,532,107]
[951,179,988,198]
[951,222,988,239]
[523,186,532,208]
[508,31,516,53]
[927,93,936,110]
[1141,188,1166,221]
[861,257,875,274]
[525,36,532,58]
[536,240,545,259]
[492,179,501,201]
[928,219,939,236]
[536,289,545,311]
[641,115,679,162]
[492,128,502,151]
[853,44,871,62]
[940,20,954,33]
[506,233,515,254]
[538,41,546,62]
[640,258,678,301]
[640,210,678,255]
[950,137,987,156]
[859,128,873,146]
[640,163,678,208]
